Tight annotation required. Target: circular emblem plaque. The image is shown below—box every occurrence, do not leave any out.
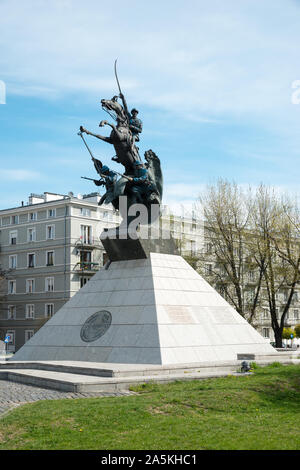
[80,310,112,342]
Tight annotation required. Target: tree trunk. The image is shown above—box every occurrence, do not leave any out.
[274,327,283,348]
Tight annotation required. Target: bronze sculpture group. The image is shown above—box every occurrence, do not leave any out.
[78,62,163,221]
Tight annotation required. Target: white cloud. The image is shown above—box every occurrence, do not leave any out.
[163,183,203,200]
[0,169,42,181]
[1,0,300,208]
[1,0,300,124]
[162,183,204,216]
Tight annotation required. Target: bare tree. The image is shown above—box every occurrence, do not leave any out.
[256,189,300,347]
[197,179,264,321]
[204,183,300,347]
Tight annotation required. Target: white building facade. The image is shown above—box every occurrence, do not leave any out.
[0,192,203,352]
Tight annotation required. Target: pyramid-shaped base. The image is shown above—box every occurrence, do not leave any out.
[12,254,275,364]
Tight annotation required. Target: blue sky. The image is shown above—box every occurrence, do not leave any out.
[1,0,300,213]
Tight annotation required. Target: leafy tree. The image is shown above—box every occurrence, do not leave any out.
[294,324,300,338]
[282,327,295,340]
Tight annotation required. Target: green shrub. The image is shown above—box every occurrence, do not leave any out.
[282,327,295,340]
[294,324,300,338]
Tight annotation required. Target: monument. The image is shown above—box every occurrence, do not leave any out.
[12,62,276,364]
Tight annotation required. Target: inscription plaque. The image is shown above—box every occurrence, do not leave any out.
[80,310,112,342]
[165,306,195,324]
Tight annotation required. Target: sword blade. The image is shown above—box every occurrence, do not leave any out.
[114,59,122,95]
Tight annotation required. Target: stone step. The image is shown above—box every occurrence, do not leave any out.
[0,360,242,378]
[1,356,299,393]
[0,367,241,393]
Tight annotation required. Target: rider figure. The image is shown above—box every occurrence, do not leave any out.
[119,93,143,143]
[93,165,117,206]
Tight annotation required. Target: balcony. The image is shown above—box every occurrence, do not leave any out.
[74,261,99,274]
[75,237,100,250]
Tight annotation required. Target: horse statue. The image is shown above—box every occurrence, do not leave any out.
[79,93,163,224]
[80,97,141,175]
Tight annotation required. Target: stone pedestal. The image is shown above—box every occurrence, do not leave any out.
[12,244,275,364]
[100,227,179,261]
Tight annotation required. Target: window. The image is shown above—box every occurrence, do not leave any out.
[8,280,16,294]
[28,253,35,268]
[28,212,37,221]
[262,308,269,319]
[80,225,92,244]
[28,228,36,242]
[26,279,35,293]
[262,328,270,338]
[46,251,54,266]
[247,289,255,302]
[6,331,15,345]
[191,240,196,255]
[205,242,212,254]
[45,303,54,318]
[80,207,91,217]
[205,264,213,275]
[25,304,35,319]
[45,277,54,292]
[9,230,17,245]
[294,309,299,321]
[25,330,34,342]
[248,271,255,281]
[103,252,109,265]
[218,285,226,296]
[80,250,92,269]
[80,277,91,288]
[48,209,56,218]
[46,225,55,239]
[9,255,17,269]
[11,215,18,225]
[7,305,16,319]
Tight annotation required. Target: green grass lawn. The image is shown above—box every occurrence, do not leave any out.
[0,363,300,450]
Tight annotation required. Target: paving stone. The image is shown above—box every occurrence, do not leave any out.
[0,380,135,418]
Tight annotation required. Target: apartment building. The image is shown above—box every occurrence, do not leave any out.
[0,192,203,352]
[201,235,300,345]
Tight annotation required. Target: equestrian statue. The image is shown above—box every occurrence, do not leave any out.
[78,61,163,223]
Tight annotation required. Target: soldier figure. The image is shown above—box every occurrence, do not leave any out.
[127,161,158,204]
[119,93,143,142]
[93,165,117,206]
[128,108,142,142]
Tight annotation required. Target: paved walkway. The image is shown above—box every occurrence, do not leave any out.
[0,379,134,418]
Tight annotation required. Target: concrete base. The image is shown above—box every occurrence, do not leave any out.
[1,353,299,392]
[12,252,276,364]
